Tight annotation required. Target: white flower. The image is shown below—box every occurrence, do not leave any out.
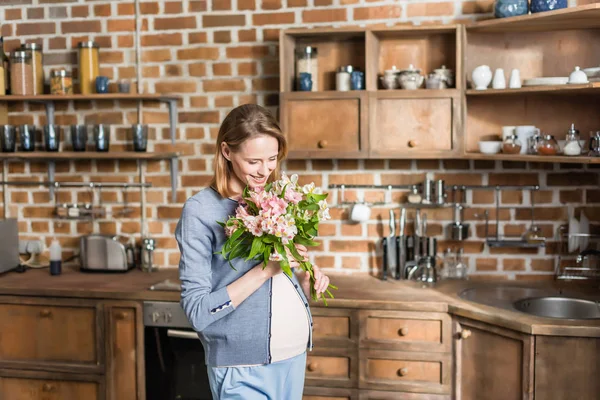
[302,182,316,194]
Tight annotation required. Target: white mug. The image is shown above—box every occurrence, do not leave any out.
[350,203,371,223]
[502,126,516,140]
[515,125,537,154]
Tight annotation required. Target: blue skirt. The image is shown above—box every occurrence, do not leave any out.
[207,352,307,400]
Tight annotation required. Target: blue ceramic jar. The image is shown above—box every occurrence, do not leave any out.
[494,0,528,18]
[531,0,567,13]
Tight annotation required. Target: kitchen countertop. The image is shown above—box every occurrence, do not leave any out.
[0,266,598,336]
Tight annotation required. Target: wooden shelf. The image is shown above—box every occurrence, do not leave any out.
[466,3,600,32]
[0,151,179,161]
[466,83,600,96]
[465,152,600,164]
[282,89,460,99]
[0,94,180,102]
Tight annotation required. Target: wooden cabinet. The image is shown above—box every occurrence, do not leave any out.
[453,317,534,400]
[0,296,143,400]
[305,348,358,389]
[303,386,359,400]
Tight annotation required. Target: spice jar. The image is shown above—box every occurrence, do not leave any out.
[10,51,33,95]
[295,46,318,92]
[537,134,559,156]
[336,65,352,91]
[502,134,522,154]
[563,123,582,156]
[20,43,43,95]
[50,69,73,95]
[77,41,100,95]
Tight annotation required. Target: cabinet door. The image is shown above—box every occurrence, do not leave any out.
[454,317,533,400]
[0,370,102,400]
[105,302,144,400]
[280,92,368,159]
[369,93,457,158]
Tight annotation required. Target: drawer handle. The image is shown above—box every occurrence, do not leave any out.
[397,327,409,336]
[116,311,127,320]
[397,368,408,377]
[307,362,319,372]
[460,329,472,340]
[408,140,418,148]
[317,140,327,149]
[39,309,52,318]
[42,383,55,392]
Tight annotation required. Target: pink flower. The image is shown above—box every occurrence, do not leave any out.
[260,194,288,217]
[284,188,303,204]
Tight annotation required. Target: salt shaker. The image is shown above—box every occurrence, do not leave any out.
[336,65,352,91]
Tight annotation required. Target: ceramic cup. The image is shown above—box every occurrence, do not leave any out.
[70,125,88,152]
[0,125,16,152]
[502,126,517,140]
[43,124,61,152]
[19,125,36,152]
[350,203,371,223]
[351,70,364,90]
[95,76,110,94]
[298,72,312,91]
[132,124,148,152]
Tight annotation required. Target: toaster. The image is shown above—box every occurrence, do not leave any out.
[79,234,135,272]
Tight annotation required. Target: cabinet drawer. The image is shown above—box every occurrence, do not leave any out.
[280,92,368,159]
[358,389,450,399]
[303,386,359,400]
[305,348,358,388]
[0,375,99,400]
[312,308,357,348]
[0,301,100,369]
[359,350,451,394]
[359,311,451,352]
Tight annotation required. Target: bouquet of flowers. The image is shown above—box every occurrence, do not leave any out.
[217,173,336,304]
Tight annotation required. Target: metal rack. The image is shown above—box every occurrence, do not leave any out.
[555,226,600,280]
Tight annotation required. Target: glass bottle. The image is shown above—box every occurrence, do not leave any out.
[50,69,73,95]
[502,134,522,154]
[295,46,318,92]
[453,248,468,279]
[20,43,43,95]
[77,41,100,95]
[10,51,34,95]
[536,134,560,156]
[0,36,9,95]
[563,123,582,156]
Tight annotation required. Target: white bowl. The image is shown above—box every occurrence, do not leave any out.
[583,66,600,79]
[478,141,502,154]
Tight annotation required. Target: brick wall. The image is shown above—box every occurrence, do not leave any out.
[1,0,597,280]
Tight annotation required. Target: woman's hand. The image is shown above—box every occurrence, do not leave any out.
[301,264,330,299]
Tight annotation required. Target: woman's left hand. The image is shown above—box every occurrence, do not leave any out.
[302,264,330,299]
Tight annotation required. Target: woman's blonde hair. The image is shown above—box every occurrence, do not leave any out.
[211,104,288,198]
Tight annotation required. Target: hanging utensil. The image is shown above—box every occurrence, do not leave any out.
[387,209,397,279]
[396,208,406,280]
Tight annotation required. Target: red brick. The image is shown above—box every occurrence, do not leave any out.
[252,77,278,91]
[178,111,220,124]
[354,5,402,20]
[93,4,112,17]
[238,0,256,9]
[407,2,455,17]
[155,81,198,93]
[302,9,346,23]
[213,0,232,10]
[288,0,307,6]
[239,29,256,42]
[462,0,495,14]
[71,5,89,18]
[165,1,183,13]
[330,240,372,252]
[117,3,135,15]
[107,19,135,32]
[99,51,124,64]
[188,63,207,77]
[547,172,598,186]
[189,32,208,44]
[177,47,219,60]
[142,49,172,62]
[155,16,196,30]
[263,28,280,41]
[315,0,333,5]
[203,14,245,27]
[476,258,497,271]
[262,0,282,9]
[212,63,231,76]
[16,22,56,36]
[27,7,45,19]
[118,35,134,48]
[433,173,482,186]
[253,11,295,25]
[489,173,539,186]
[560,189,583,203]
[62,20,102,34]
[48,37,67,50]
[238,62,258,75]
[502,259,525,271]
[226,45,269,58]
[203,79,246,92]
[531,259,554,272]
[5,8,22,20]
[214,31,231,43]
[189,0,208,12]
[215,96,234,107]
[140,2,160,14]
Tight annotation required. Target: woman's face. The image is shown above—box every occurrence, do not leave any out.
[222,134,279,194]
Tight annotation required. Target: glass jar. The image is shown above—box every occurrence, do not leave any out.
[295,46,318,92]
[77,41,100,95]
[563,123,582,156]
[589,131,600,157]
[10,51,33,95]
[50,69,73,95]
[537,134,560,156]
[336,65,352,91]
[20,43,43,95]
[502,134,522,154]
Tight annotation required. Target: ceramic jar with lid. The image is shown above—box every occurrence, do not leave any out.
[502,134,522,154]
[431,65,454,88]
[568,66,589,84]
[19,43,43,95]
[537,134,560,156]
[336,65,352,91]
[10,51,33,95]
[78,41,100,94]
[380,66,399,90]
[397,64,424,90]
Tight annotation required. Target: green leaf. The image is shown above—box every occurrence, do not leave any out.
[303,203,320,211]
[295,236,320,247]
[308,193,328,202]
[247,236,264,260]
[286,243,304,262]
[216,220,226,228]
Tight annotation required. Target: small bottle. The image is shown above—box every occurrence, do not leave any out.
[49,239,62,276]
[563,123,582,156]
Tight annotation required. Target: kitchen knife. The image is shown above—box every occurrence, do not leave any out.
[396,208,406,280]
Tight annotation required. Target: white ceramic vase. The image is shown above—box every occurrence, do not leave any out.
[492,68,506,89]
[472,65,492,90]
[509,69,521,88]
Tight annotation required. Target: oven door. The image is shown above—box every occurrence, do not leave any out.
[145,327,212,400]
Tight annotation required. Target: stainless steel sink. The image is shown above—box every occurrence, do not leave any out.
[514,296,600,320]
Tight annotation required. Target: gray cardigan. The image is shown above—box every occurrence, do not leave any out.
[175,187,313,367]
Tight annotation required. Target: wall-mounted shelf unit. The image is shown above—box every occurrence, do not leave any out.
[280,4,600,164]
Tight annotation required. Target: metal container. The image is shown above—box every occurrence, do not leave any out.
[141,237,157,273]
[450,204,470,240]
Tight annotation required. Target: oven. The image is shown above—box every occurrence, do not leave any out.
[143,301,212,400]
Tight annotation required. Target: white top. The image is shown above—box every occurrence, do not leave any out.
[270,272,310,362]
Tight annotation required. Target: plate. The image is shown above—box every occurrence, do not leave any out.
[583,66,600,79]
[523,77,569,86]
[568,215,579,253]
[580,212,590,250]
